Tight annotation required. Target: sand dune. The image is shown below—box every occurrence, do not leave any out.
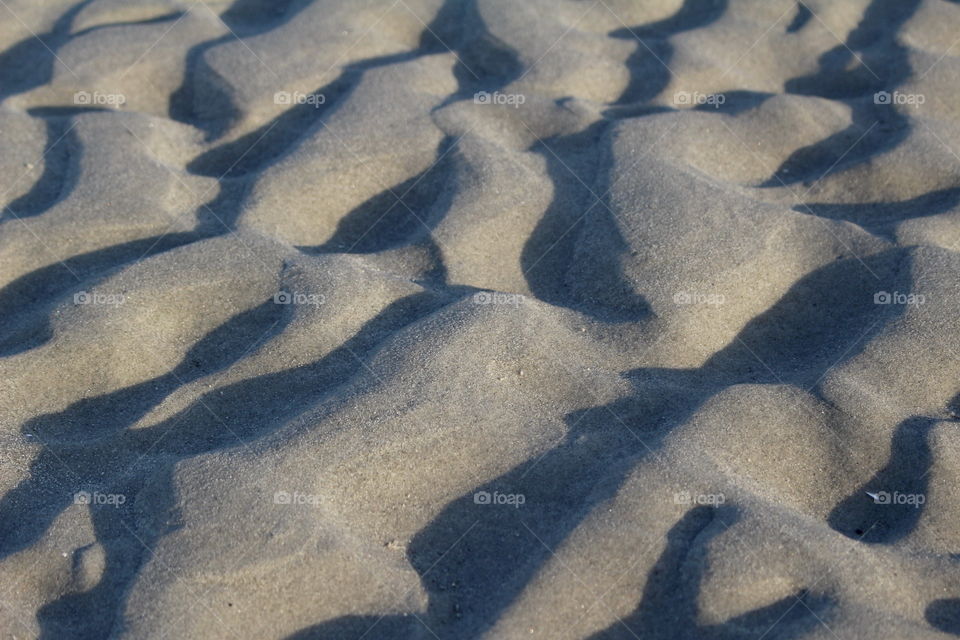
[2,0,960,638]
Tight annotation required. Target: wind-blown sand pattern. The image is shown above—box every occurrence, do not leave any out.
[1,0,960,638]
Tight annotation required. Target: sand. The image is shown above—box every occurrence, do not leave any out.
[1,0,960,638]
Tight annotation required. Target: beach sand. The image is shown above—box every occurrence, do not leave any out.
[1,0,960,638]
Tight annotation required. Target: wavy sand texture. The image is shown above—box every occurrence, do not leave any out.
[1,0,960,638]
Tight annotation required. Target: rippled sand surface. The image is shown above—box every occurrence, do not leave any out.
[2,1,960,638]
